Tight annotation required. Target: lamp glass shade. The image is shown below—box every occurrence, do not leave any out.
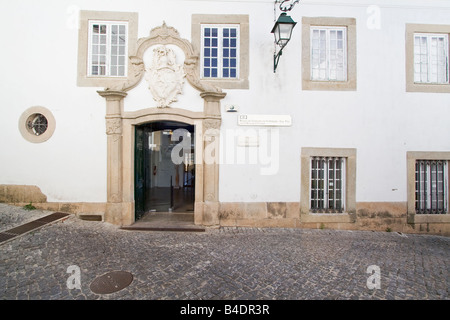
[271,13,297,47]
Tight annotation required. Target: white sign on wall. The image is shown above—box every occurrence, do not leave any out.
[238,114,292,126]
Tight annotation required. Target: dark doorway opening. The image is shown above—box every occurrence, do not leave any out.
[134,121,195,222]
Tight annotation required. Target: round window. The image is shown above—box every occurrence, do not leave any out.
[19,107,55,143]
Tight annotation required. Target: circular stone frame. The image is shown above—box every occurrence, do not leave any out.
[19,106,56,143]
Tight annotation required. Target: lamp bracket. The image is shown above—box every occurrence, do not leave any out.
[274,49,283,73]
[276,0,301,12]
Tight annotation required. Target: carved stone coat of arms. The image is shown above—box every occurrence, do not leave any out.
[145,45,186,108]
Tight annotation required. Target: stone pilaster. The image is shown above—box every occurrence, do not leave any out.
[198,91,226,226]
[200,91,227,117]
[97,90,127,225]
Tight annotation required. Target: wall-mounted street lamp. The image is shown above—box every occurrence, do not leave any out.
[271,0,301,73]
[271,13,297,72]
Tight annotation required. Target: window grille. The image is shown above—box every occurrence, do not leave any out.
[201,25,239,79]
[414,33,449,84]
[310,157,346,213]
[27,114,48,136]
[310,27,347,81]
[88,21,128,77]
[415,160,448,214]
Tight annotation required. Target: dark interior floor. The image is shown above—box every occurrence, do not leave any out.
[144,186,194,213]
[123,186,203,231]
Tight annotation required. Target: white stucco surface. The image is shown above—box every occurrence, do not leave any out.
[0,0,449,204]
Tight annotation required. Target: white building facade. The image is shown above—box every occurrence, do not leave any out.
[1,0,449,235]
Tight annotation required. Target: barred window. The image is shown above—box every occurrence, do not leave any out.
[88,21,128,77]
[310,26,347,81]
[201,25,239,79]
[414,33,449,84]
[415,160,448,214]
[310,157,346,213]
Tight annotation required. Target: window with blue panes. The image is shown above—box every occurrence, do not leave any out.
[202,25,239,79]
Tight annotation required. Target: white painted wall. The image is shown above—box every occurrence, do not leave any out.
[0,0,108,202]
[218,0,450,203]
[0,0,449,205]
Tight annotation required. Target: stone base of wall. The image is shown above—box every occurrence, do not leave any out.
[7,202,106,221]
[0,185,105,221]
[219,202,450,236]
[1,185,449,236]
[356,202,409,232]
[0,185,47,204]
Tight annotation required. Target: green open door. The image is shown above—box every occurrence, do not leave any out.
[134,126,146,221]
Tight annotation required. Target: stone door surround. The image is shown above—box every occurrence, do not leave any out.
[97,23,226,226]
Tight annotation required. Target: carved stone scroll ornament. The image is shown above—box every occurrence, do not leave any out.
[145,45,186,108]
[203,119,221,131]
[105,56,145,92]
[106,118,122,135]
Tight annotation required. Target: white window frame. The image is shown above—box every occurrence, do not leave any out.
[310,26,347,82]
[310,156,346,213]
[413,33,449,84]
[87,20,128,78]
[200,24,240,80]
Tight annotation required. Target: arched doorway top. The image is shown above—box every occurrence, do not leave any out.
[106,22,223,94]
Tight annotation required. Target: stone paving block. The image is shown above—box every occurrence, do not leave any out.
[0,204,449,301]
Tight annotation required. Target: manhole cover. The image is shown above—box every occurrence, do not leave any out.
[90,271,133,295]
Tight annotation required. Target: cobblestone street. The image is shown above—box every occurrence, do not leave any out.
[0,204,448,302]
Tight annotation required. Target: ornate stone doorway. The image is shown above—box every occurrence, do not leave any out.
[96,23,226,227]
[120,108,222,227]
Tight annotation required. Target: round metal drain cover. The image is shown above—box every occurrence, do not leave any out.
[90,271,133,295]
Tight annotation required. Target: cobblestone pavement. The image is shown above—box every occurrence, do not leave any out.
[0,204,449,301]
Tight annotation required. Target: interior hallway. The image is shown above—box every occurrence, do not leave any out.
[123,186,203,231]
